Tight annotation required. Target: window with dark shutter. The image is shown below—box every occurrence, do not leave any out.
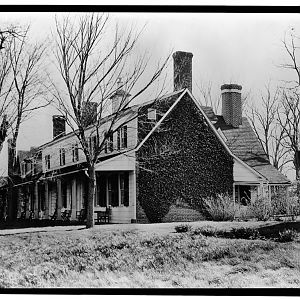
[109,133,113,152]
[120,172,129,206]
[123,126,127,148]
[108,174,119,207]
[72,143,79,162]
[59,148,65,166]
[117,129,120,150]
[98,174,107,207]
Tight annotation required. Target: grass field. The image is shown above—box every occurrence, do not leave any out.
[0,221,299,288]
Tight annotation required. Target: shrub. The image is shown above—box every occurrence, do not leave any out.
[249,195,272,221]
[277,229,298,243]
[192,226,228,238]
[230,227,260,240]
[201,194,235,221]
[286,196,300,217]
[175,224,192,233]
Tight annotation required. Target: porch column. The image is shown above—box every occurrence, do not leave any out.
[71,178,77,220]
[44,181,49,219]
[34,182,39,219]
[25,186,30,218]
[76,180,81,210]
[16,187,22,218]
[57,178,62,220]
[233,183,236,217]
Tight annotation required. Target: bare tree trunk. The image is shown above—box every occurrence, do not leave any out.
[86,166,96,228]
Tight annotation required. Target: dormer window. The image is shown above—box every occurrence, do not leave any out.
[59,148,65,166]
[147,108,156,121]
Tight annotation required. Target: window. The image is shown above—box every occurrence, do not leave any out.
[88,136,99,155]
[59,148,65,166]
[108,174,119,207]
[45,154,51,170]
[105,132,114,153]
[147,108,156,120]
[72,143,79,162]
[119,173,129,206]
[97,174,107,207]
[117,126,127,150]
[21,162,26,176]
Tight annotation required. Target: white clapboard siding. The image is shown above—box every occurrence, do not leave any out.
[94,206,135,224]
[42,117,138,172]
[95,153,136,171]
[233,159,260,183]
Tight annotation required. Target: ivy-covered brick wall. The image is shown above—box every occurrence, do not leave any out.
[136,93,234,223]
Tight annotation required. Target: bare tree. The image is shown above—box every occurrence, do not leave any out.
[50,13,169,228]
[0,25,49,221]
[246,83,289,172]
[8,25,48,172]
[275,28,300,192]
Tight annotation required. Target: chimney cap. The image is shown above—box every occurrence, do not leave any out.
[221,84,242,91]
[52,115,66,120]
[173,51,193,59]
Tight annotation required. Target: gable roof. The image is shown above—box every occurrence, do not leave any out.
[213,115,290,184]
[135,88,267,182]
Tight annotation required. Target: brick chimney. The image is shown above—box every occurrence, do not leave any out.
[221,84,242,127]
[52,115,66,139]
[111,78,131,113]
[173,51,193,92]
[82,102,98,127]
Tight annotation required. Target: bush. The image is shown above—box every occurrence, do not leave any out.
[249,195,272,221]
[277,229,298,243]
[230,227,260,240]
[286,196,300,217]
[175,224,192,233]
[271,190,300,217]
[192,226,228,238]
[201,194,235,221]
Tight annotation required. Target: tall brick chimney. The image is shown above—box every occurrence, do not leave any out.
[221,84,242,128]
[82,101,98,127]
[173,51,193,92]
[52,115,66,139]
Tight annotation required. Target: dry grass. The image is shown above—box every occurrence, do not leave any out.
[0,222,299,288]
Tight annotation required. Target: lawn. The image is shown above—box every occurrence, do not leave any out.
[0,220,299,288]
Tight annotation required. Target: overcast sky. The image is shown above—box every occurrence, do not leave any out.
[0,11,299,178]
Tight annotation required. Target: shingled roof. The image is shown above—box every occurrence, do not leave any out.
[212,115,290,184]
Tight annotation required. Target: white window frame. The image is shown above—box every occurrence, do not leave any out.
[59,148,65,166]
[147,108,156,120]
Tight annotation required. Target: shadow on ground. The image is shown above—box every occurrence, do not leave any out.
[0,219,85,230]
[257,221,300,238]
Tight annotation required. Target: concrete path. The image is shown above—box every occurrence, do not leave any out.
[0,219,283,236]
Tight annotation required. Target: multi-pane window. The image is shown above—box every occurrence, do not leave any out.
[147,108,156,121]
[59,148,65,166]
[88,136,98,155]
[105,132,114,153]
[119,173,129,206]
[45,154,51,170]
[72,143,79,162]
[108,174,119,207]
[117,126,127,150]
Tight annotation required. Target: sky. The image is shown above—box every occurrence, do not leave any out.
[0,11,299,179]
